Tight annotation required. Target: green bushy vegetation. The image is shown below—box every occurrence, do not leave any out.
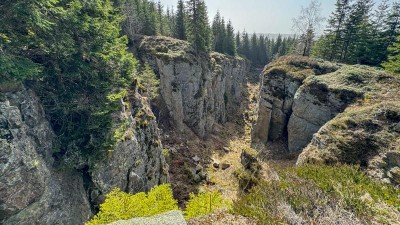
[233,164,400,225]
[184,191,227,219]
[86,184,178,225]
[0,0,146,164]
[86,185,229,224]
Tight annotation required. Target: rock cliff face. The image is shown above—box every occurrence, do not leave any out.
[0,87,91,224]
[252,56,400,184]
[133,36,249,137]
[0,86,168,224]
[252,56,340,151]
[92,91,168,197]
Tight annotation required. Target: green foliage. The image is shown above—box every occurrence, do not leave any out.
[174,0,186,40]
[186,0,211,52]
[137,64,160,100]
[184,191,226,219]
[313,0,400,66]
[0,0,140,164]
[0,55,42,82]
[383,35,400,74]
[233,164,400,224]
[86,184,178,225]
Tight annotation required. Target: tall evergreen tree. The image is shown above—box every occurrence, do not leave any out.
[326,0,351,61]
[341,0,374,63]
[174,0,186,40]
[157,1,165,35]
[250,33,258,62]
[212,11,225,53]
[241,31,251,59]
[383,35,400,73]
[186,0,211,52]
[235,31,242,55]
[142,1,157,35]
[225,20,236,56]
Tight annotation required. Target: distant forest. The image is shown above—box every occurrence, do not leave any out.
[120,0,400,70]
[119,0,297,66]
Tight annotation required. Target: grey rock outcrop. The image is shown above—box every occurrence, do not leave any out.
[0,85,168,224]
[252,56,340,152]
[252,67,303,143]
[0,87,91,225]
[108,210,187,225]
[92,91,168,195]
[287,77,361,152]
[252,56,400,184]
[133,36,249,137]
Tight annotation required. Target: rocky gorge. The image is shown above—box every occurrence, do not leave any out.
[0,36,250,224]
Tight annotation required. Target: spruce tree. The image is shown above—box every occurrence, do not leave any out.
[383,35,400,73]
[186,0,211,52]
[341,0,373,63]
[241,31,251,59]
[326,0,351,61]
[212,11,225,53]
[235,31,242,55]
[225,20,236,56]
[142,1,157,35]
[384,2,400,53]
[250,33,258,62]
[157,1,165,35]
[174,0,186,40]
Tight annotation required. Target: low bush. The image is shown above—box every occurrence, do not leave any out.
[184,191,227,219]
[86,184,178,225]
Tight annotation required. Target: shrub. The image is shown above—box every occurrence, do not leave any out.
[184,191,227,219]
[86,184,178,225]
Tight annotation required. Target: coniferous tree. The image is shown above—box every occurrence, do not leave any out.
[241,31,251,59]
[326,0,351,61]
[225,20,236,56]
[367,0,390,65]
[384,2,400,54]
[212,11,225,53]
[250,33,258,62]
[341,0,374,63]
[273,34,283,57]
[383,35,400,73]
[186,0,211,52]
[174,0,186,40]
[235,32,242,54]
[157,1,165,35]
[142,1,157,35]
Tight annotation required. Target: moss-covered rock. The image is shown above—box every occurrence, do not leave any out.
[253,56,400,184]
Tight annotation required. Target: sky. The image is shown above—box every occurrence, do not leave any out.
[159,0,395,34]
